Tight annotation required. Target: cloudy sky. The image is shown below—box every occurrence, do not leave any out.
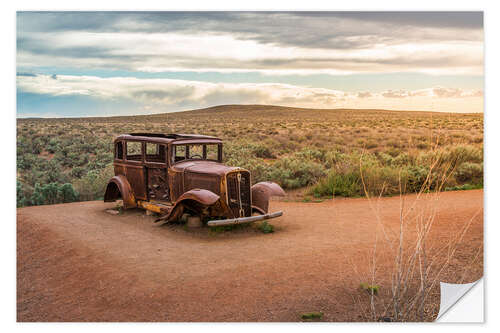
[16,11,484,117]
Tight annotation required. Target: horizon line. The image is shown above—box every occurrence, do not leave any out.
[16,104,484,120]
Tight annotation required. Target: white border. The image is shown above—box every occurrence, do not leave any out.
[3,1,497,332]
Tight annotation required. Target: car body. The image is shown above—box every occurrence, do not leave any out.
[104,133,285,226]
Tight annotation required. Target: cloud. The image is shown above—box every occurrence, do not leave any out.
[382,90,410,98]
[17,12,483,76]
[432,86,484,98]
[357,91,372,98]
[16,74,483,114]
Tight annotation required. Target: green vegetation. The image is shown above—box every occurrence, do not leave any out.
[16,105,483,207]
[308,145,483,198]
[258,221,274,234]
[17,181,78,207]
[360,282,380,295]
[300,312,324,320]
[208,222,251,233]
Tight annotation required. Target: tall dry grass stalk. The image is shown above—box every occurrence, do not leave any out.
[353,135,482,322]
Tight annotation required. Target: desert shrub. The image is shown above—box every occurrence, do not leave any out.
[360,282,380,295]
[455,162,483,184]
[295,148,325,162]
[29,159,70,184]
[267,156,326,189]
[376,152,394,166]
[311,159,404,197]
[17,181,28,208]
[30,182,79,206]
[360,165,402,195]
[392,152,412,166]
[301,312,323,320]
[403,165,432,193]
[58,183,79,203]
[252,144,276,159]
[73,164,114,201]
[70,166,86,178]
[258,221,274,233]
[416,142,429,149]
[31,137,43,155]
[446,145,483,165]
[17,153,38,171]
[47,138,60,153]
[421,145,483,169]
[310,170,361,197]
[324,150,348,169]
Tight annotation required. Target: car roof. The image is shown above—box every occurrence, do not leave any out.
[115,133,222,144]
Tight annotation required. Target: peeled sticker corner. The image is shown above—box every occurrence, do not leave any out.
[436,278,483,322]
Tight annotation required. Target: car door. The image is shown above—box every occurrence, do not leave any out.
[124,140,148,201]
[144,142,170,202]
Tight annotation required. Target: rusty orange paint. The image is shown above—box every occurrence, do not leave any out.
[104,133,285,225]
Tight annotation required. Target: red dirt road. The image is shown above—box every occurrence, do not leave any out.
[17,190,483,322]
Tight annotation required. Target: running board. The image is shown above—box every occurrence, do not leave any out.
[207,211,283,227]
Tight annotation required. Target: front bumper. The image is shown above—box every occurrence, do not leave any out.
[206,211,283,227]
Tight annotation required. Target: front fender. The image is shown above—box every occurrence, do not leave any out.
[251,181,286,214]
[104,175,136,209]
[155,189,220,223]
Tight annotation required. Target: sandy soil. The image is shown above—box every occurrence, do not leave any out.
[17,190,483,322]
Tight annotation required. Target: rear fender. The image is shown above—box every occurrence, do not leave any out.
[155,189,220,224]
[251,182,286,214]
[104,175,136,209]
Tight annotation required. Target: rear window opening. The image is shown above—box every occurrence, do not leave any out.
[145,143,166,163]
[115,141,123,159]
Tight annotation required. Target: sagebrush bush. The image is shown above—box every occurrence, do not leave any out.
[73,164,114,201]
[30,182,79,206]
[310,171,361,197]
[267,156,326,189]
[455,162,483,184]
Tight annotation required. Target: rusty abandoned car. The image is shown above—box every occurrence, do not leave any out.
[104,133,285,226]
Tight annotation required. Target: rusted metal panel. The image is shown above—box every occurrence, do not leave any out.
[125,163,147,200]
[251,182,286,214]
[146,167,169,201]
[137,200,172,214]
[184,172,221,195]
[169,168,184,202]
[175,188,220,206]
[154,189,220,224]
[114,163,126,177]
[104,175,136,209]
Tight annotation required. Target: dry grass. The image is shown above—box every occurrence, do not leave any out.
[349,153,482,321]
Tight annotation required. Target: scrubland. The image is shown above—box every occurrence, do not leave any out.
[16,105,483,207]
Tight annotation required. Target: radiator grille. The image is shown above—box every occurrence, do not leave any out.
[226,171,251,217]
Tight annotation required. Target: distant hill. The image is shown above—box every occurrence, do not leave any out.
[18,104,474,121]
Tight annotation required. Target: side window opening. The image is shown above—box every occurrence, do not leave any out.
[145,143,166,163]
[115,141,123,159]
[174,145,186,162]
[126,141,142,161]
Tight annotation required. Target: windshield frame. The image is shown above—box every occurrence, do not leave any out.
[171,142,222,164]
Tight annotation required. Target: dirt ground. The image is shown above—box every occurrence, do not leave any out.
[17,190,483,322]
